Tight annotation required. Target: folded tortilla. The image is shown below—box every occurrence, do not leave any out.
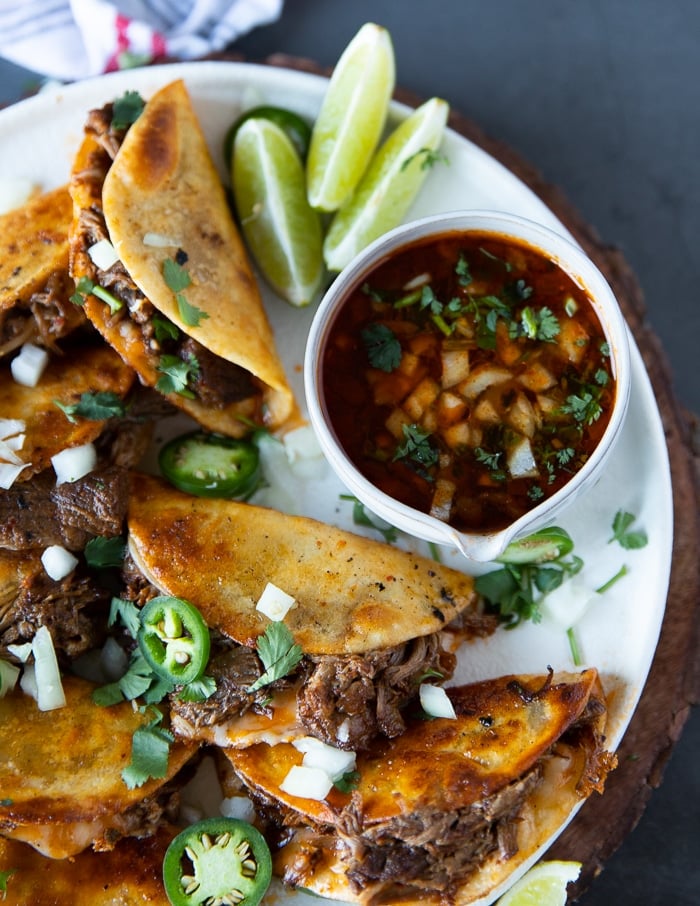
[226,669,616,905]
[0,341,135,481]
[127,472,479,655]
[69,79,297,436]
[0,185,85,357]
[0,828,175,905]
[0,675,197,858]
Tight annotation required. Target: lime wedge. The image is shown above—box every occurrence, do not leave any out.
[232,117,323,308]
[496,861,582,906]
[323,97,449,273]
[306,22,395,212]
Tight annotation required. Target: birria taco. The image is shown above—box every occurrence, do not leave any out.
[226,669,616,906]
[125,472,494,753]
[69,79,297,437]
[0,185,86,358]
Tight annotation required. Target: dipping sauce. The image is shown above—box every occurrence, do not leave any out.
[321,231,616,533]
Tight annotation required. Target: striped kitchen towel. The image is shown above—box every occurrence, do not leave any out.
[0,0,284,80]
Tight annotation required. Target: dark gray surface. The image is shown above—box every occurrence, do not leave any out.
[0,2,698,903]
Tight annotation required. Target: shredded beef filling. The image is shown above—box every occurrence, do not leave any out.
[297,635,456,751]
[0,271,87,358]
[0,465,129,551]
[0,562,109,661]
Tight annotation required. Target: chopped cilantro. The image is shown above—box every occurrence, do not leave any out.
[560,390,603,426]
[108,596,141,638]
[361,323,402,372]
[393,423,438,476]
[518,305,560,342]
[121,706,174,789]
[156,353,200,398]
[84,536,126,569]
[609,510,648,550]
[474,446,503,472]
[153,315,180,343]
[54,390,126,423]
[247,622,303,693]
[162,257,208,328]
[334,770,361,792]
[111,90,145,130]
[455,253,472,287]
[177,675,217,702]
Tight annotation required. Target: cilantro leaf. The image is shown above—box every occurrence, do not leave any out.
[519,306,560,341]
[108,596,141,638]
[393,423,438,476]
[400,147,449,172]
[55,391,127,424]
[162,258,209,328]
[609,510,648,549]
[111,90,145,130]
[156,354,199,398]
[560,390,603,426]
[70,276,123,313]
[247,622,303,693]
[361,323,402,372]
[153,315,180,343]
[334,770,361,792]
[85,536,127,569]
[121,707,174,789]
[177,675,217,702]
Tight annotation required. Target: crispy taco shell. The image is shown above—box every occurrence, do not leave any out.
[0,342,135,481]
[0,828,175,905]
[226,669,615,905]
[127,473,478,655]
[70,79,297,436]
[0,675,197,858]
[0,185,85,356]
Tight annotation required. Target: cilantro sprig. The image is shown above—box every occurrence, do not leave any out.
[475,527,583,627]
[55,391,127,424]
[393,423,439,477]
[247,622,303,693]
[156,353,200,398]
[340,494,399,543]
[111,90,145,130]
[70,276,123,313]
[163,257,209,328]
[609,510,648,550]
[361,323,402,372]
[121,705,174,789]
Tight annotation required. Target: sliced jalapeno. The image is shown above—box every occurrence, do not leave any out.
[163,817,272,906]
[223,105,312,166]
[137,596,210,685]
[159,431,261,499]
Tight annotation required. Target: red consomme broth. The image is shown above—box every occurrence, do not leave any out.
[321,231,616,533]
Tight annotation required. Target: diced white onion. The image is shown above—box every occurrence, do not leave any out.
[7,642,32,663]
[292,736,357,781]
[10,342,49,387]
[0,177,35,215]
[101,636,129,681]
[0,439,23,465]
[32,625,66,711]
[1,433,25,454]
[256,582,296,621]
[419,683,457,720]
[41,544,79,581]
[402,271,431,291]
[279,764,334,801]
[0,659,20,697]
[51,441,97,484]
[0,461,30,489]
[540,579,596,629]
[220,796,256,823]
[179,755,225,821]
[88,238,120,270]
[506,435,539,479]
[0,418,26,440]
[336,719,351,744]
[20,662,37,700]
[143,231,180,247]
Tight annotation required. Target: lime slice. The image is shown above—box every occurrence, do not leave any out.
[232,117,323,308]
[223,105,312,167]
[306,22,396,212]
[323,96,449,273]
[496,861,582,906]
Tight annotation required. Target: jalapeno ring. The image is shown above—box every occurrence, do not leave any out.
[159,430,261,500]
[137,595,210,685]
[163,817,272,906]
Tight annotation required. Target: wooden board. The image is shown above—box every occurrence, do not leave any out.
[253,52,700,898]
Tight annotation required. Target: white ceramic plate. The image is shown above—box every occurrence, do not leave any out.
[0,61,673,904]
